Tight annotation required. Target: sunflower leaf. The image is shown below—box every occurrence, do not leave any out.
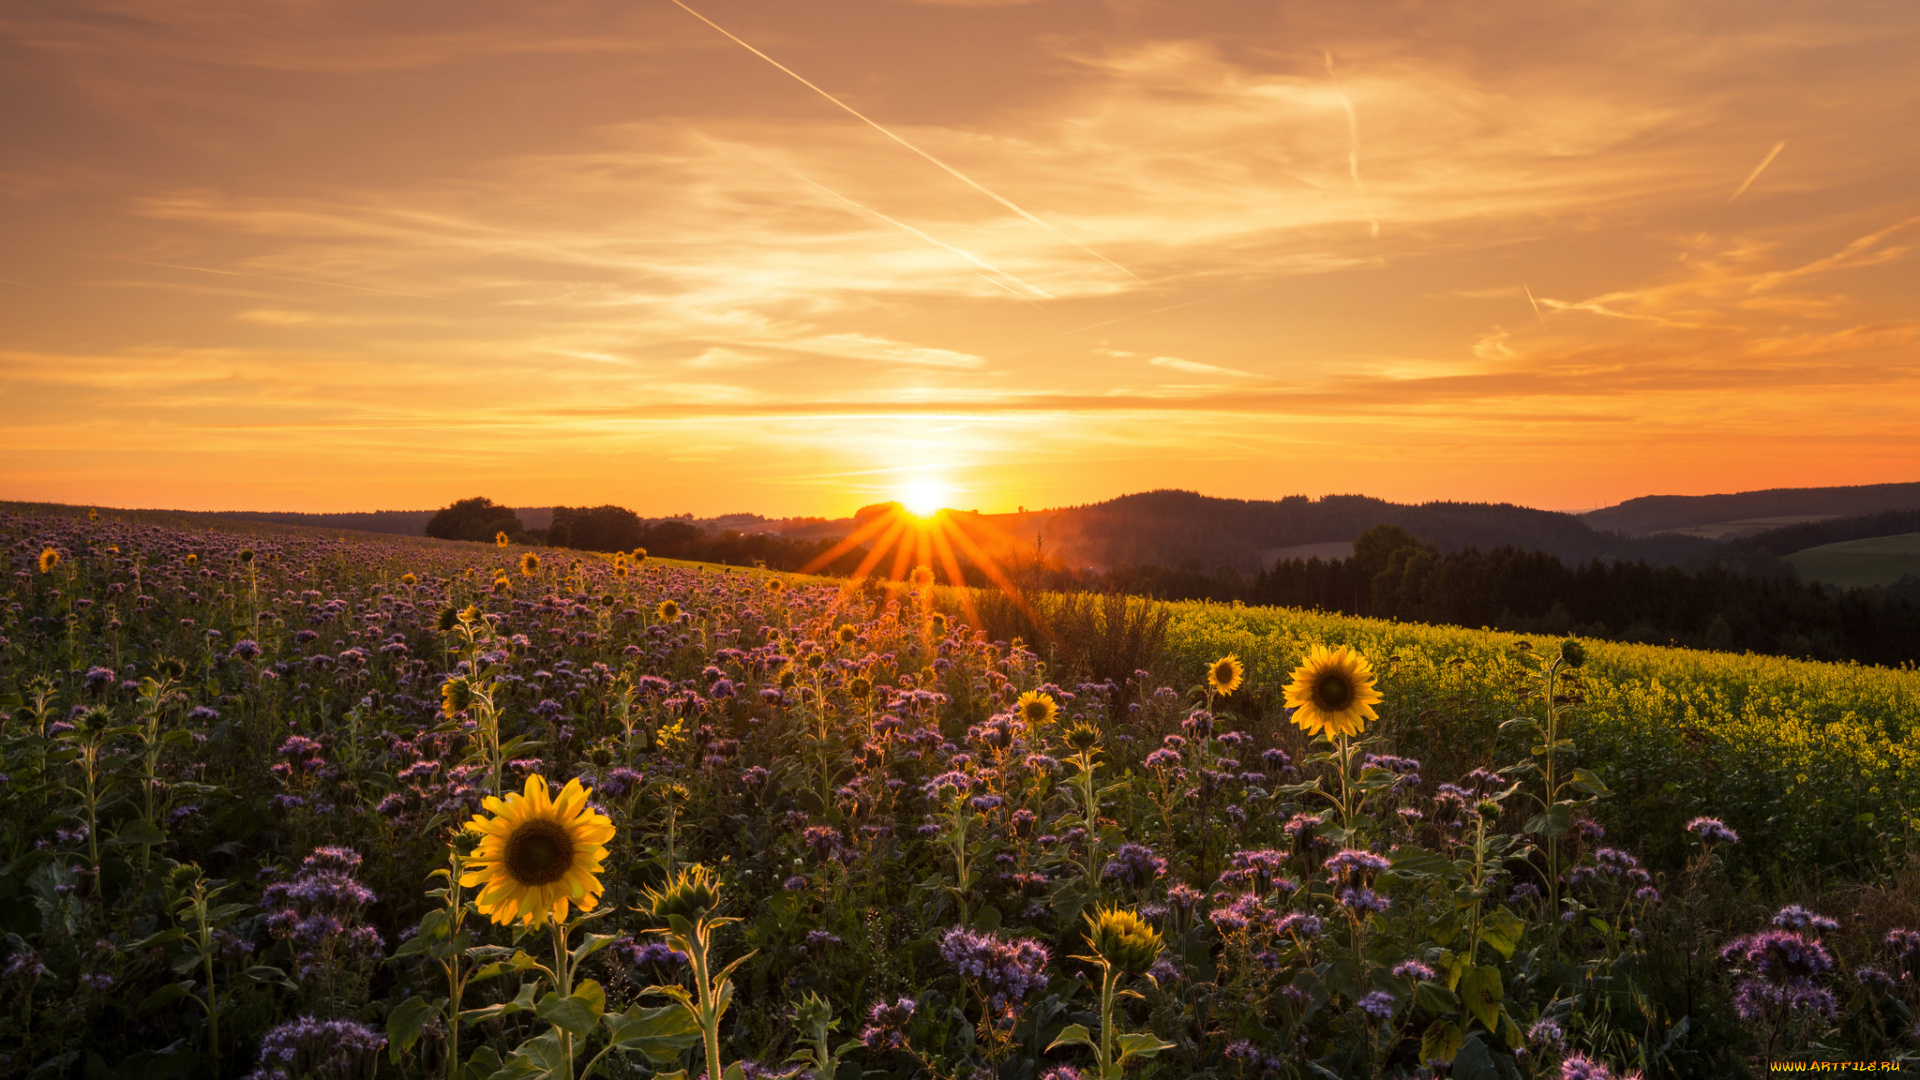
[536,988,601,1039]
[604,1003,702,1062]
[569,932,619,966]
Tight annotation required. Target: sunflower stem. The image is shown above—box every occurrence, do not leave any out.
[552,918,575,1080]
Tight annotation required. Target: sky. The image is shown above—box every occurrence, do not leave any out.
[2,0,1917,517]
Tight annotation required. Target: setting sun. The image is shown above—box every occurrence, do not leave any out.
[900,478,949,518]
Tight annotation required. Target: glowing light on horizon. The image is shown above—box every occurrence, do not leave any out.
[900,477,949,518]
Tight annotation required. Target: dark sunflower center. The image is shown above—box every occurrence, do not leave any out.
[1024,702,1048,723]
[1314,674,1351,710]
[1214,662,1233,681]
[505,819,575,886]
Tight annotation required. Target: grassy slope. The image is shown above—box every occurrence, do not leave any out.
[1786,532,1920,588]
[1152,600,1920,882]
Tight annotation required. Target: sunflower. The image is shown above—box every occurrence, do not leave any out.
[520,552,540,577]
[1207,655,1244,696]
[632,548,648,563]
[657,599,680,621]
[460,775,614,928]
[910,565,935,589]
[37,548,59,574]
[401,572,417,586]
[1083,905,1164,976]
[766,578,785,594]
[496,531,510,548]
[1017,690,1058,727]
[836,625,858,646]
[1283,645,1382,739]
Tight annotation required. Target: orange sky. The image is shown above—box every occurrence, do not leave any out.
[2,0,1917,517]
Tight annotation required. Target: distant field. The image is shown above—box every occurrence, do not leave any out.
[1661,514,1839,540]
[1155,599,1920,879]
[1786,531,1920,587]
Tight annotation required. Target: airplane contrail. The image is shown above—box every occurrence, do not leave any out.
[785,169,1053,301]
[1324,50,1378,240]
[1523,283,1543,320]
[662,0,1142,282]
[1728,141,1786,204]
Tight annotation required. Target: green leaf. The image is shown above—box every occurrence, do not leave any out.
[1112,1031,1175,1063]
[387,996,439,1062]
[243,965,296,989]
[137,982,190,1014]
[1568,768,1611,797]
[1449,1032,1499,1080]
[112,819,167,846]
[1420,1021,1463,1066]
[128,928,187,952]
[1387,846,1452,878]
[723,1066,746,1080]
[529,991,598,1041]
[1457,965,1503,1034]
[1045,1022,1095,1053]
[1523,802,1572,838]
[603,1004,702,1063]
[1480,907,1526,960]
[464,982,540,1024]
[1412,980,1459,1015]
[570,932,620,966]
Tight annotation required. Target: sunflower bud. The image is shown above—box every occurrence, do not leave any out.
[1084,906,1163,976]
[437,605,460,632]
[238,548,254,564]
[849,676,872,698]
[166,863,202,893]
[1559,638,1587,669]
[1065,721,1101,752]
[440,678,473,718]
[642,864,722,924]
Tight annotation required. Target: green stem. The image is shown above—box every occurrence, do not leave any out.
[552,920,575,1080]
[1097,963,1118,1076]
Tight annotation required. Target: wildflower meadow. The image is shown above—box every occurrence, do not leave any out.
[3,504,1918,1079]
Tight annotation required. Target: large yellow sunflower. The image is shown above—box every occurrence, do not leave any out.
[461,775,614,928]
[1207,655,1244,696]
[1283,644,1382,739]
[1017,690,1058,727]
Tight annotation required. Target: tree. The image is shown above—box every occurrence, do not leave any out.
[425,497,525,543]
[548,505,646,553]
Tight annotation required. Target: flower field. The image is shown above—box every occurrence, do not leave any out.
[3,506,1918,1079]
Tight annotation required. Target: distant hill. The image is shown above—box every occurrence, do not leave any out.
[1582,481,1920,538]
[956,490,1709,574]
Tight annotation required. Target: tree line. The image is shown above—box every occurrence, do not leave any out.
[424,497,872,574]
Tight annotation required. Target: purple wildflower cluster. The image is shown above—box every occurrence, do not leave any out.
[244,1015,385,1080]
[1720,905,1840,1025]
[857,997,916,1049]
[262,846,382,980]
[1102,843,1169,889]
[937,926,1049,1013]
